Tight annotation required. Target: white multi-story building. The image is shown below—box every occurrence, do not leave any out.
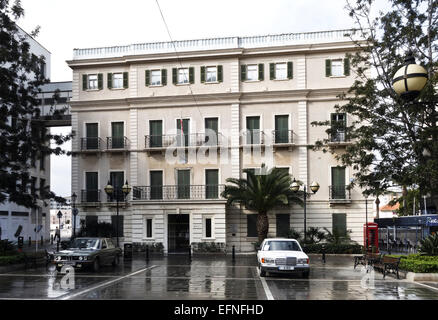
[68,29,369,253]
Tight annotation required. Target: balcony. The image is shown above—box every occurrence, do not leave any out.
[132,185,225,201]
[241,130,265,146]
[80,137,103,153]
[106,136,129,152]
[144,133,224,153]
[272,130,294,149]
[327,132,351,148]
[80,189,101,207]
[329,186,352,204]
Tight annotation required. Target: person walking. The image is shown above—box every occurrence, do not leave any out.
[54,226,61,242]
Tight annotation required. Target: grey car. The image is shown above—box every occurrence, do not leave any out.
[52,237,122,272]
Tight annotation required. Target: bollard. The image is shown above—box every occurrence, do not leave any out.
[56,240,60,252]
[41,236,43,246]
[188,245,191,260]
[145,245,149,262]
[232,245,235,262]
[28,236,31,247]
[50,234,53,245]
[322,245,326,263]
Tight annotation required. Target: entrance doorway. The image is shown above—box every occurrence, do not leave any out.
[168,214,190,253]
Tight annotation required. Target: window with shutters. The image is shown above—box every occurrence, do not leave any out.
[332,213,347,237]
[88,74,98,90]
[275,63,287,80]
[112,73,123,89]
[151,70,162,86]
[331,60,343,77]
[178,68,189,84]
[246,65,258,81]
[206,66,217,83]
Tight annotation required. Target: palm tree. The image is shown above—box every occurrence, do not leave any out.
[221,164,304,242]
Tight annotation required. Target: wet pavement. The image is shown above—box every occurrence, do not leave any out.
[0,254,437,300]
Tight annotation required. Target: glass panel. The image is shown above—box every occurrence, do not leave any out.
[205,218,212,238]
[275,63,287,80]
[151,70,161,86]
[146,219,153,238]
[178,68,189,84]
[331,60,343,77]
[205,169,219,199]
[205,117,218,145]
[88,75,97,90]
[150,171,163,200]
[176,119,189,147]
[246,116,260,144]
[275,115,289,143]
[110,171,124,201]
[332,213,347,236]
[177,170,190,199]
[149,120,163,147]
[247,65,258,81]
[331,113,346,142]
[206,67,217,82]
[111,122,124,148]
[113,73,123,88]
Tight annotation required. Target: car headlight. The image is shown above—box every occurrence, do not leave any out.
[78,256,83,261]
[261,258,275,264]
[55,256,62,261]
[298,258,309,265]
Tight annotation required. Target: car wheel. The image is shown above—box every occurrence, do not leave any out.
[112,254,119,267]
[93,258,100,272]
[259,264,266,277]
[302,271,310,279]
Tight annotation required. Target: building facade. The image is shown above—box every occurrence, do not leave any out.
[68,29,369,253]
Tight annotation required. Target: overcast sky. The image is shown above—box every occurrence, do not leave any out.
[16,0,390,197]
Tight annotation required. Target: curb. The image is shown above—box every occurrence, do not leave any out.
[406,272,438,282]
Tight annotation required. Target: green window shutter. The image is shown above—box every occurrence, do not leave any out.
[82,74,88,90]
[205,169,219,199]
[97,73,103,90]
[332,213,347,237]
[200,66,206,83]
[189,67,194,84]
[177,170,190,199]
[287,61,293,79]
[149,120,163,147]
[270,63,275,80]
[123,72,129,88]
[172,68,177,84]
[344,58,350,76]
[325,59,332,77]
[217,65,223,82]
[107,73,113,89]
[161,69,167,86]
[145,70,150,86]
[240,64,247,81]
[258,63,264,81]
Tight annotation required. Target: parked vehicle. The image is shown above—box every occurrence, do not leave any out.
[52,237,121,272]
[257,238,310,278]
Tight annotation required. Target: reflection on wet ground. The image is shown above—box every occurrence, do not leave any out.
[0,254,436,300]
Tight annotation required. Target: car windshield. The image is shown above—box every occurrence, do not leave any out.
[264,241,301,251]
[70,239,100,249]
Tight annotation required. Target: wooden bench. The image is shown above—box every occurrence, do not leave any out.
[354,253,382,269]
[373,256,402,279]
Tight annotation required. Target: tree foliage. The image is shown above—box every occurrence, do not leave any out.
[0,0,71,208]
[311,0,438,211]
[221,164,304,242]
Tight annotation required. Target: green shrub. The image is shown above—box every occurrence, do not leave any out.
[0,254,24,266]
[387,254,438,273]
[0,240,17,256]
[302,243,363,254]
[419,233,438,256]
[192,242,225,253]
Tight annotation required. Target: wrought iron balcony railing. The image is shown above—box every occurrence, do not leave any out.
[329,186,351,201]
[145,133,224,149]
[272,130,294,144]
[81,137,103,151]
[81,189,101,203]
[107,136,129,150]
[132,184,225,201]
[241,130,265,145]
[328,131,349,143]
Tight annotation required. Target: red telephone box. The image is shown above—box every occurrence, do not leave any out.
[364,222,379,253]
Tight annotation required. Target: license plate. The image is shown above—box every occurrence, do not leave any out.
[279,266,294,271]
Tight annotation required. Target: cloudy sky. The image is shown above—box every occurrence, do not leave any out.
[16,0,390,197]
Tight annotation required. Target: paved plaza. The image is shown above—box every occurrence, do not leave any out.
[0,254,437,300]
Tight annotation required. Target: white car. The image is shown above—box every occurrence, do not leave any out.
[257,238,310,278]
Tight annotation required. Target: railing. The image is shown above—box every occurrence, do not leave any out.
[81,189,101,203]
[107,136,129,150]
[81,137,103,151]
[145,133,224,149]
[241,130,265,145]
[73,29,362,60]
[106,189,128,202]
[329,186,351,201]
[132,185,225,201]
[328,132,348,143]
[272,130,294,144]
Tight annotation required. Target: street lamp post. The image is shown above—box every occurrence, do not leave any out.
[365,194,369,252]
[71,192,78,239]
[104,180,131,247]
[57,210,62,252]
[291,179,320,242]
